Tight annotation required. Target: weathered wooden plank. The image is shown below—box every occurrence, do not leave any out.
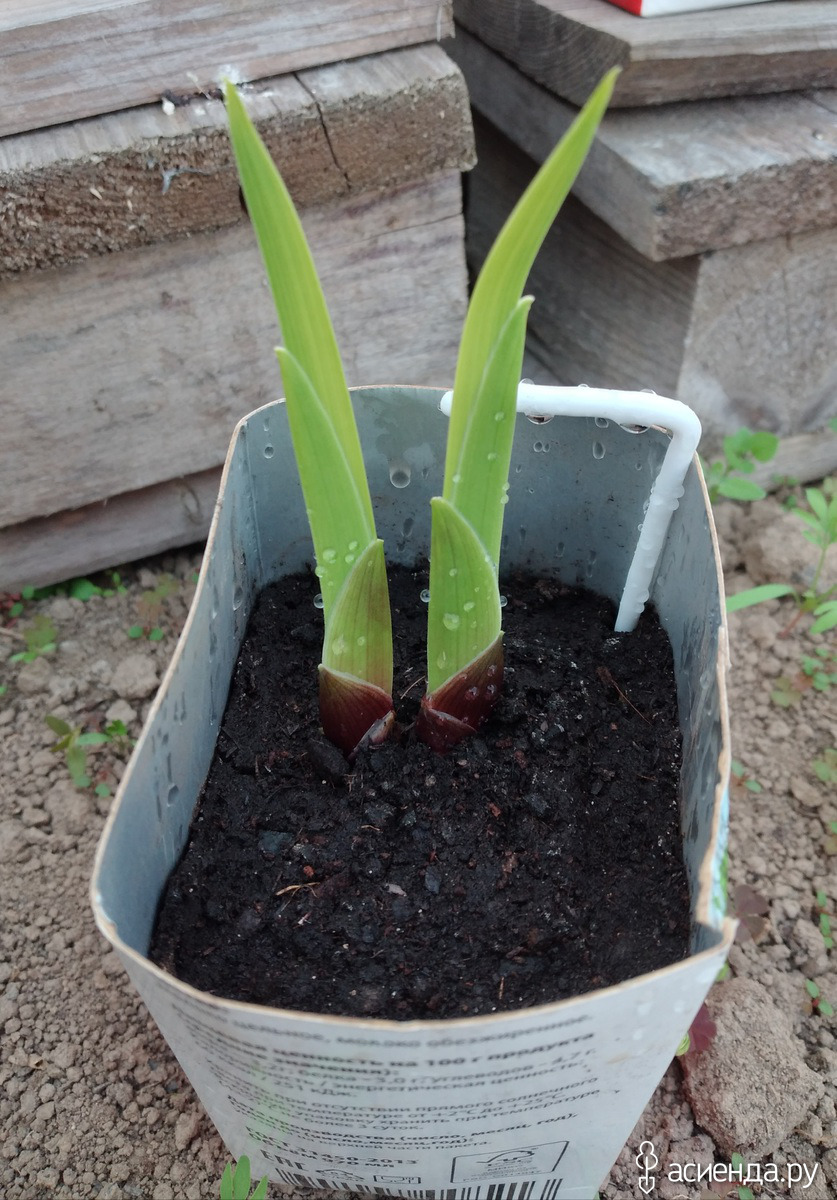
[452,0,837,108]
[0,0,454,138]
[466,116,837,447]
[0,171,468,530]
[1,45,475,276]
[0,470,221,592]
[449,31,837,261]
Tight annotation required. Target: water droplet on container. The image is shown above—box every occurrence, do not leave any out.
[501,494,509,505]
[533,440,543,453]
[313,593,324,610]
[557,541,565,559]
[389,463,411,488]
[166,784,179,808]
[486,684,497,699]
[595,417,609,428]
[499,595,507,608]
[592,441,605,460]
[232,585,244,610]
[420,588,431,603]
[515,463,522,474]
[443,613,461,631]
[262,416,271,432]
[635,461,643,470]
[263,444,275,459]
[402,517,414,538]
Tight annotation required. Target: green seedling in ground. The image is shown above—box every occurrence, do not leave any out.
[702,428,779,503]
[824,819,837,856]
[813,747,837,786]
[815,890,833,950]
[801,644,837,692]
[219,1157,268,1200]
[127,573,178,641]
[730,759,762,794]
[729,1154,755,1200]
[805,977,834,1017]
[224,69,618,757]
[45,715,133,793]
[8,614,58,663]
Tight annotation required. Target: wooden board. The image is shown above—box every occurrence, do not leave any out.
[1,45,475,276]
[0,470,221,592]
[466,116,837,449]
[0,0,453,138]
[0,171,468,539]
[452,0,837,108]
[449,31,837,261]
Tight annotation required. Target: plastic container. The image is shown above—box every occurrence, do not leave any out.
[92,384,734,1199]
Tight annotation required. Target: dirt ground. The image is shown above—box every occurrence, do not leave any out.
[1,488,836,1199]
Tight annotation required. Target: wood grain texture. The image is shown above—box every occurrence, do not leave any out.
[0,470,221,591]
[453,0,837,107]
[449,31,837,261]
[1,45,475,275]
[467,116,837,447]
[1,0,454,137]
[0,171,468,530]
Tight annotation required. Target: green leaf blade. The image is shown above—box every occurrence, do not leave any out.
[223,83,368,508]
[426,498,500,695]
[718,477,765,502]
[321,540,392,695]
[445,297,533,567]
[726,584,796,612]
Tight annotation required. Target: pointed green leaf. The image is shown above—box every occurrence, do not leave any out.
[231,1157,250,1200]
[725,584,796,612]
[427,498,500,694]
[321,539,392,695]
[65,745,90,788]
[45,715,72,736]
[718,477,765,502]
[224,82,370,525]
[444,67,619,520]
[219,1163,234,1200]
[748,431,779,462]
[276,348,375,622]
[445,297,532,567]
[251,1179,269,1200]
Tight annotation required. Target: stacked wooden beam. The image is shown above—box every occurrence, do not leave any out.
[448,0,837,464]
[0,4,476,588]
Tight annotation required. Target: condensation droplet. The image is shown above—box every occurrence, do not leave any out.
[486,684,497,699]
[533,440,543,453]
[595,417,609,428]
[263,444,275,459]
[313,593,324,609]
[499,595,507,608]
[389,463,411,488]
[314,566,325,578]
[452,472,462,484]
[436,651,447,670]
[262,416,271,432]
[465,686,479,701]
[420,588,431,603]
[515,464,522,474]
[322,548,337,563]
[402,517,414,538]
[166,784,179,808]
[592,441,605,460]
[232,585,244,610]
[463,601,475,612]
[557,541,565,559]
[357,636,366,647]
[344,553,356,565]
[494,411,505,422]
[635,461,643,470]
[542,442,550,453]
[443,613,461,631]
[332,635,348,657]
[449,568,458,578]
[487,452,497,462]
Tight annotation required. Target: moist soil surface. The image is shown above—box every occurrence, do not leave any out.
[150,563,688,1020]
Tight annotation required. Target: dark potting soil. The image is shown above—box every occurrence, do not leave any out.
[150,565,690,1020]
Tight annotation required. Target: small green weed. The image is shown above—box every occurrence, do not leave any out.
[731,759,762,794]
[824,819,837,856]
[813,747,837,786]
[9,615,58,663]
[801,645,837,692]
[729,1153,754,1200]
[702,428,779,503]
[45,715,133,795]
[805,978,834,1017]
[128,573,178,641]
[815,890,834,950]
[219,1157,268,1200]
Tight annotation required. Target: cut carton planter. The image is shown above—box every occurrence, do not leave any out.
[92,385,734,1199]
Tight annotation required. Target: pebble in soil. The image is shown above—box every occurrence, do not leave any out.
[150,564,689,1020]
